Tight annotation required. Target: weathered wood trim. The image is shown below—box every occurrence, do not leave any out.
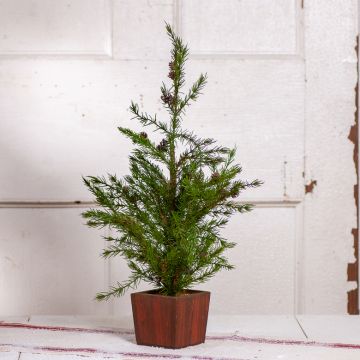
[347,34,360,315]
[0,199,302,209]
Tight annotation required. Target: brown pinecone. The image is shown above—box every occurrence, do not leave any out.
[129,194,138,203]
[139,131,148,139]
[168,70,175,80]
[157,139,168,151]
[220,188,227,198]
[169,62,174,70]
[161,93,174,105]
[211,172,220,181]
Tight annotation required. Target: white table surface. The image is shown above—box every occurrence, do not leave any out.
[0,315,359,359]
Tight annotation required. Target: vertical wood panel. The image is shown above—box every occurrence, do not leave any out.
[112,0,173,60]
[0,209,108,315]
[180,0,299,55]
[0,0,112,55]
[0,59,303,201]
[111,207,298,316]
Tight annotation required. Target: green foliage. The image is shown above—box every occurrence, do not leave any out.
[82,24,262,300]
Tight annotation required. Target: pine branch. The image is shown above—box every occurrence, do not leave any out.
[178,73,207,114]
[118,127,169,164]
[96,275,141,301]
[130,101,169,134]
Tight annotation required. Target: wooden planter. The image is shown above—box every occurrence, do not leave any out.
[131,290,210,349]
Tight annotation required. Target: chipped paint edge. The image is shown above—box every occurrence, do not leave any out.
[347,34,360,315]
[304,180,317,194]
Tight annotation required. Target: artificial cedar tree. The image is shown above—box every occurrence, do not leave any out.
[82,24,262,300]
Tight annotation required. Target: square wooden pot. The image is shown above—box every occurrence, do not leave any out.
[131,289,210,349]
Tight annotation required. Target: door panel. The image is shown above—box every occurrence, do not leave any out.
[0,0,357,315]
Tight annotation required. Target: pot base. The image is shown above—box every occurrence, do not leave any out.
[131,289,210,349]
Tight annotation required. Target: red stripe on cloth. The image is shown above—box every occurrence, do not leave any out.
[1,321,360,350]
[0,343,243,360]
[207,334,360,349]
[0,321,132,335]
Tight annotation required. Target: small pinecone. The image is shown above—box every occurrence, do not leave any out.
[211,172,220,181]
[168,62,174,70]
[157,139,168,151]
[220,188,227,198]
[161,93,174,106]
[139,131,148,139]
[128,193,137,203]
[168,70,175,80]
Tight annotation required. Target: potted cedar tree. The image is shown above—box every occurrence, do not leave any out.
[82,24,261,349]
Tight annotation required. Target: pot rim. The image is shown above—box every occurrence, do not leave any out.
[131,289,211,298]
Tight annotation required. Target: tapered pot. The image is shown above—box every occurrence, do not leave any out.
[131,289,210,349]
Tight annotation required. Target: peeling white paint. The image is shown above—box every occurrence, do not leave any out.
[303,0,358,313]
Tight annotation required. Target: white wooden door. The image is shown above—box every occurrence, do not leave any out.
[0,0,358,316]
